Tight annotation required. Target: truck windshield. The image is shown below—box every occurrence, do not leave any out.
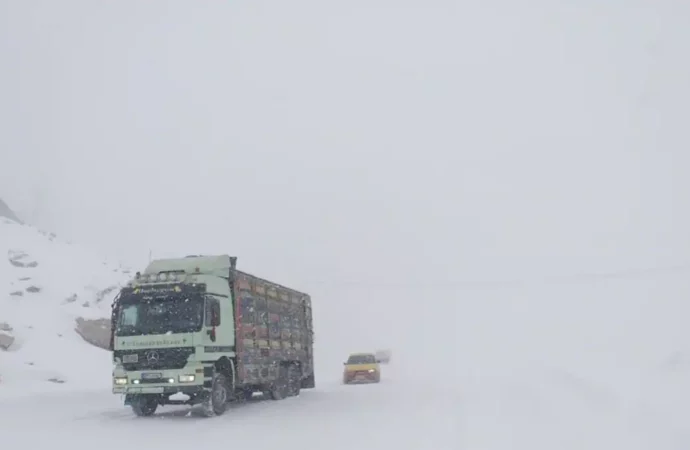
[115,294,204,336]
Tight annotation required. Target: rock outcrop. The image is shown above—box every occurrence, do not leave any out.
[74,317,111,350]
[0,198,21,223]
[0,322,15,350]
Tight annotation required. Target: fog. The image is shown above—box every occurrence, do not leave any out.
[2,1,689,379]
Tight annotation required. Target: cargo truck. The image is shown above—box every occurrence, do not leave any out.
[110,255,315,417]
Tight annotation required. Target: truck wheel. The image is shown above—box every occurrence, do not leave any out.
[287,364,301,397]
[131,395,158,417]
[200,373,229,417]
[270,365,289,400]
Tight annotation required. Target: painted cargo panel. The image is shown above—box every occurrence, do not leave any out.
[234,271,314,385]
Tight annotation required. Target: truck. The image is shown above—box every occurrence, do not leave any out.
[110,255,315,417]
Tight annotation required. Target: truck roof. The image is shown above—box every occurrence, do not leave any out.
[145,254,231,277]
[143,254,310,297]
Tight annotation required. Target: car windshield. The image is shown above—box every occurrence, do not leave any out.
[115,294,204,336]
[347,354,376,364]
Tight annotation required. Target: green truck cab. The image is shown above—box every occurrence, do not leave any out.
[110,255,315,417]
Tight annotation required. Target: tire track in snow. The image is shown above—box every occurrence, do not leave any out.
[0,366,464,450]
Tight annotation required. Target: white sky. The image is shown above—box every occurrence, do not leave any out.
[2,1,690,364]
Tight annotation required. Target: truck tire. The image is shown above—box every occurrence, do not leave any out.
[287,364,301,397]
[131,395,158,417]
[270,365,289,400]
[200,373,229,417]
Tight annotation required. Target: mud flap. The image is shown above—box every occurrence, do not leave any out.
[300,372,316,389]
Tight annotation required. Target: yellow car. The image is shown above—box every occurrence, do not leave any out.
[343,352,381,384]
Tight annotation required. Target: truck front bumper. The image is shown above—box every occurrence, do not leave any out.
[112,365,207,395]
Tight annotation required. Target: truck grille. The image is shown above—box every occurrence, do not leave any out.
[114,347,195,371]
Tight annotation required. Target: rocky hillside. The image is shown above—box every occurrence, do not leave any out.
[0,210,132,389]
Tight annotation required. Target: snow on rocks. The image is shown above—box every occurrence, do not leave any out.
[0,322,14,350]
[0,219,133,391]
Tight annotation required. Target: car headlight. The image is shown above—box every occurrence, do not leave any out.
[114,377,128,385]
[178,374,195,383]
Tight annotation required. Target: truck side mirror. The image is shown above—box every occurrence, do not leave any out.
[211,306,220,327]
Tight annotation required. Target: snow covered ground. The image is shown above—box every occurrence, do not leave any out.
[1,215,690,448]
[0,362,688,449]
[0,217,131,392]
[0,368,462,449]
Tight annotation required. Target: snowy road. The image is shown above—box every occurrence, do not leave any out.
[2,365,688,450]
[0,369,463,450]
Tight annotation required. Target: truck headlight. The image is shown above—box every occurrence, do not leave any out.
[179,374,195,383]
[114,377,128,385]
[368,369,375,373]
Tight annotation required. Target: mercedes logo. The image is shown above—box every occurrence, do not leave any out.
[146,351,160,363]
